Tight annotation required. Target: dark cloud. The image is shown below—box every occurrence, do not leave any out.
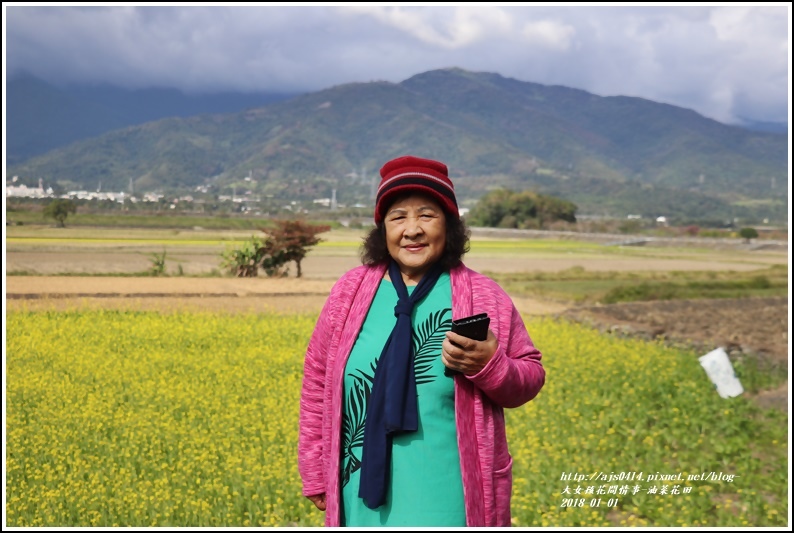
[5,4,790,124]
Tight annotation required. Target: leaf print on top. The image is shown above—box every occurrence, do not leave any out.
[342,360,376,488]
[341,308,452,488]
[412,308,452,385]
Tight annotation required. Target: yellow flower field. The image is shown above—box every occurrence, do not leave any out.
[5,311,788,527]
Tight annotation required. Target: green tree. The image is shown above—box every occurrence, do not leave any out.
[534,194,577,228]
[43,199,77,228]
[739,227,759,243]
[467,188,577,229]
[468,188,515,227]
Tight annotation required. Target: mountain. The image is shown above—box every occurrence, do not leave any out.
[734,118,788,135]
[6,74,299,165]
[6,68,788,222]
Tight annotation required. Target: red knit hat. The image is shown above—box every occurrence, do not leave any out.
[374,155,459,224]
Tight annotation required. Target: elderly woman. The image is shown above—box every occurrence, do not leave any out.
[298,155,545,527]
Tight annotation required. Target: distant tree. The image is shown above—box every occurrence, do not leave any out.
[467,188,577,229]
[739,227,759,243]
[220,220,330,278]
[43,199,77,228]
[533,193,577,228]
[261,220,331,278]
[683,225,700,237]
[467,188,515,227]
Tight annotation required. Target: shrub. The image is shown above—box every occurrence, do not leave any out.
[739,227,759,243]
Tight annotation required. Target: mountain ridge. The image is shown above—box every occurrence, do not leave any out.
[6,73,300,165]
[6,68,788,223]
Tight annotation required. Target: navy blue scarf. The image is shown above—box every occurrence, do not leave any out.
[358,259,445,509]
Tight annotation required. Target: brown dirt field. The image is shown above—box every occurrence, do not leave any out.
[5,276,335,296]
[5,276,332,314]
[559,297,789,362]
[6,248,787,278]
[5,276,568,316]
[6,295,331,315]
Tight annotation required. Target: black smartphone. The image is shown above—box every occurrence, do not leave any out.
[451,313,490,341]
[445,313,490,377]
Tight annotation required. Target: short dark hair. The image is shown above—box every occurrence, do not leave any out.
[360,208,470,271]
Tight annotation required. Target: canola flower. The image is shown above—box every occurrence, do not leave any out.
[6,311,787,527]
[508,318,788,527]
[6,310,320,527]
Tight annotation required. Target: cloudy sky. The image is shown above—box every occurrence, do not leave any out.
[4,4,790,125]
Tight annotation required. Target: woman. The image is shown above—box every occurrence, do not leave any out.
[298,155,545,526]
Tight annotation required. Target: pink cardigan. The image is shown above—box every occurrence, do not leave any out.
[298,262,545,526]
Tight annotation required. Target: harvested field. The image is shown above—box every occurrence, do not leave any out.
[6,249,787,277]
[5,276,570,316]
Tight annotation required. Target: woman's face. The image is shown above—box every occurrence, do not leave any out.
[384,193,447,284]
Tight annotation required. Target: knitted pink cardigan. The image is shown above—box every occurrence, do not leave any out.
[298,262,545,526]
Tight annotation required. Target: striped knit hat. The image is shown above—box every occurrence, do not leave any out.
[374,155,459,225]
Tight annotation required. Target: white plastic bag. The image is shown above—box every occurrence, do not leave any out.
[699,347,744,399]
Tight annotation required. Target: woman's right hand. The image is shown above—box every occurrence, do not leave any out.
[307,493,327,511]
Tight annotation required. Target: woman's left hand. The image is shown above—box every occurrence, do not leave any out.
[441,328,498,375]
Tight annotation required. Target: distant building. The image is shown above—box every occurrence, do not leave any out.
[5,183,52,199]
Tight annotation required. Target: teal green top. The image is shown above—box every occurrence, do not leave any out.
[340,272,466,526]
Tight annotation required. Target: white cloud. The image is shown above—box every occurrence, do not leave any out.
[521,19,576,51]
[5,4,790,123]
[344,5,512,49]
